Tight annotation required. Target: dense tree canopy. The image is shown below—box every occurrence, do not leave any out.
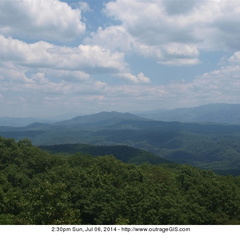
[0,136,240,225]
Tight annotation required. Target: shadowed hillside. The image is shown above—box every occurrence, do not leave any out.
[40,144,171,165]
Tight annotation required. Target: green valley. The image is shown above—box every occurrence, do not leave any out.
[1,111,240,175]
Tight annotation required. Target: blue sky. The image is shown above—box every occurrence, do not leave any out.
[0,0,240,118]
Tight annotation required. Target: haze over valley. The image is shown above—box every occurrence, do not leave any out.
[1,103,240,176]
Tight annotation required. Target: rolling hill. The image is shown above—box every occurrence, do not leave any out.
[40,144,171,165]
[1,110,240,175]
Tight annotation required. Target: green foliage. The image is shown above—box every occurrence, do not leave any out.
[40,144,170,165]
[1,136,240,225]
[20,181,80,225]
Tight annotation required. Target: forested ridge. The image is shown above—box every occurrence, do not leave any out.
[1,136,240,225]
[40,144,171,165]
[2,114,240,175]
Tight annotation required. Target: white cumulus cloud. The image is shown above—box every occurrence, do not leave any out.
[0,35,127,73]
[0,0,86,41]
[101,0,240,65]
[85,25,134,52]
[116,72,151,84]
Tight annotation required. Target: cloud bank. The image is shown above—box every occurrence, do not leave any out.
[0,0,240,117]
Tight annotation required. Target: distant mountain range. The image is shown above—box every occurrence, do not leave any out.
[0,117,41,127]
[55,111,148,127]
[1,105,240,176]
[136,103,240,123]
[1,103,240,127]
